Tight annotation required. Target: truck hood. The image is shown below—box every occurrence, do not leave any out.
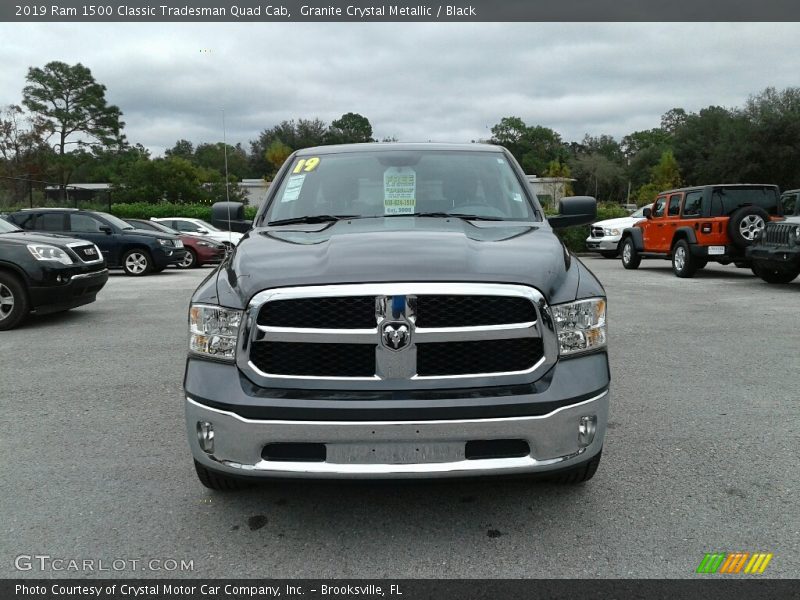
[591,215,644,229]
[212,217,585,307]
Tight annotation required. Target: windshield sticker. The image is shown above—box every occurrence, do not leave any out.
[292,157,320,173]
[512,192,523,202]
[384,167,416,215]
[281,174,306,203]
[497,158,506,164]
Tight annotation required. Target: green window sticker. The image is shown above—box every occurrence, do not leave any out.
[281,174,306,203]
[384,167,416,215]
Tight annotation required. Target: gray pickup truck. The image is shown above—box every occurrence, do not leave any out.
[183,143,609,489]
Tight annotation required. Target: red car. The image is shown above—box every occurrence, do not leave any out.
[125,219,226,268]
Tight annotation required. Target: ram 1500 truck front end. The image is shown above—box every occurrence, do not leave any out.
[183,143,609,489]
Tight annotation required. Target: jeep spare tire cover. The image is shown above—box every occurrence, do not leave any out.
[728,205,770,249]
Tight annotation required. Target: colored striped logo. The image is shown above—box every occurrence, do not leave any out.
[696,552,773,574]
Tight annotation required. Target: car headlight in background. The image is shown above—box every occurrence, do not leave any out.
[189,304,242,361]
[174,239,184,248]
[794,226,800,244]
[604,228,621,236]
[551,298,607,356]
[27,244,74,265]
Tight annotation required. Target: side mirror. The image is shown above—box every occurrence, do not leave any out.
[643,207,652,219]
[548,196,597,229]
[99,225,112,234]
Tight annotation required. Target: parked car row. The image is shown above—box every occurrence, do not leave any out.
[0,207,245,330]
[4,209,238,275]
[585,183,798,284]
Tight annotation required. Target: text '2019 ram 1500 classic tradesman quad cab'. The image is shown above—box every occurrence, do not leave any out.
[184,144,609,490]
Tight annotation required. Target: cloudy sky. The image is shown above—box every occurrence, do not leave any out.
[1,22,798,155]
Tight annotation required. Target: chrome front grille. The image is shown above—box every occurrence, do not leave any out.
[241,283,556,386]
[67,242,103,264]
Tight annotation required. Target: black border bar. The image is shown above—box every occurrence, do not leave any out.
[5,1,800,22]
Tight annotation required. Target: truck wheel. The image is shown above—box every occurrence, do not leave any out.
[547,450,602,484]
[621,238,641,269]
[194,460,250,491]
[671,240,698,278]
[122,249,152,276]
[0,272,29,331]
[751,263,800,284]
[177,249,197,269]
[728,206,769,249]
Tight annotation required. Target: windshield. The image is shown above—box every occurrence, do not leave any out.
[97,212,135,230]
[265,150,537,224]
[0,218,21,233]
[631,207,646,218]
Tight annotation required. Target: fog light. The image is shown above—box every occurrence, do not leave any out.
[578,415,597,447]
[197,421,214,454]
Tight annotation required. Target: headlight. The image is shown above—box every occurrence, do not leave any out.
[794,226,800,244]
[551,298,607,356]
[604,228,621,236]
[197,241,212,247]
[157,238,175,247]
[189,304,242,361]
[27,244,74,265]
[174,239,184,248]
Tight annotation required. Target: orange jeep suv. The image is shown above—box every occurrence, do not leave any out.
[619,184,781,277]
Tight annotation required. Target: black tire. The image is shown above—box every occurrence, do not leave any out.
[546,450,602,484]
[751,263,800,284]
[620,237,641,269]
[671,239,698,278]
[151,266,166,273]
[194,460,250,491]
[177,248,197,269]
[121,249,152,276]
[728,206,770,249]
[0,271,29,331]
[600,251,618,259]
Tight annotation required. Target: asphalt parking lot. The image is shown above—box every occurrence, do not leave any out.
[2,258,798,578]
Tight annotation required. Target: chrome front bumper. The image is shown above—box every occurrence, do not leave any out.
[186,390,608,479]
[585,235,622,251]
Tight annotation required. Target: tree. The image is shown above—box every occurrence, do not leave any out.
[0,104,52,203]
[22,61,124,199]
[265,140,293,170]
[111,156,245,204]
[250,118,329,176]
[672,106,751,185]
[635,150,682,206]
[193,142,249,180]
[569,153,625,201]
[327,112,374,144]
[165,139,194,161]
[542,159,574,196]
[489,117,566,175]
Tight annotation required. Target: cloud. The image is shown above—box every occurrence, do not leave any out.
[1,22,799,155]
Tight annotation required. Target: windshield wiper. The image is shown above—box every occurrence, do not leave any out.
[267,214,358,226]
[388,211,506,221]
